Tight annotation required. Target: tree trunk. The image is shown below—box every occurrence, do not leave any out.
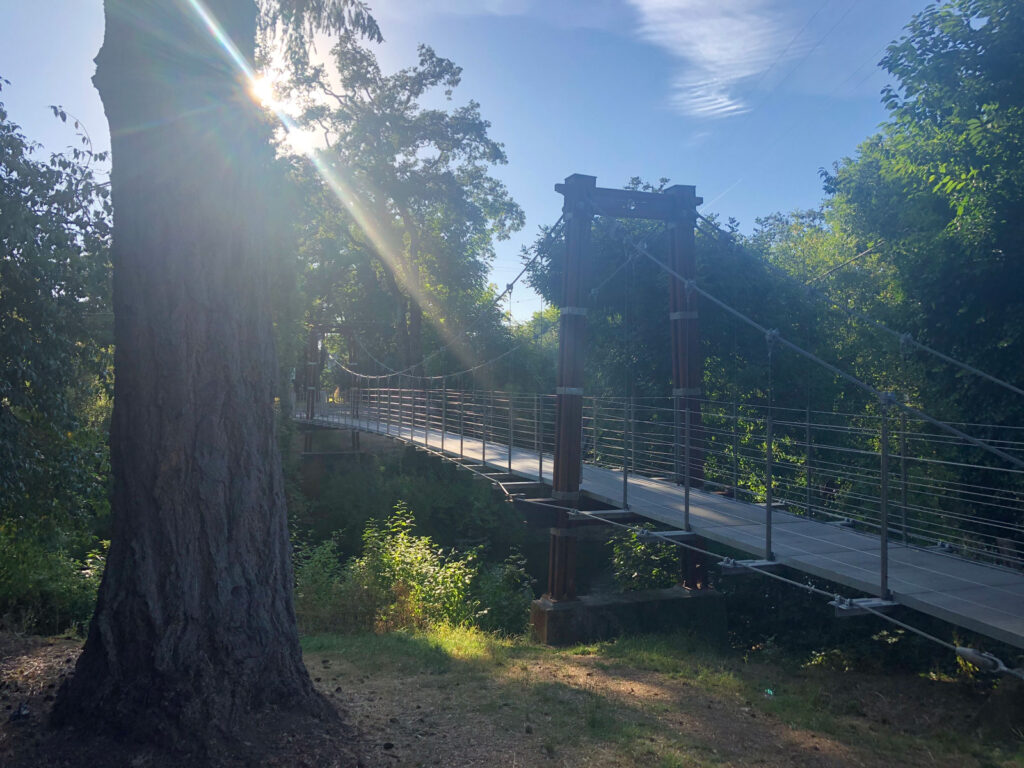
[53,0,329,751]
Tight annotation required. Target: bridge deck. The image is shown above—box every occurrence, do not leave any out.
[314,411,1024,650]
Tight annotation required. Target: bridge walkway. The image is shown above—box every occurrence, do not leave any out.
[305,407,1024,651]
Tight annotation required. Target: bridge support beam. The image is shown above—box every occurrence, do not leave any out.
[665,185,704,490]
[547,173,595,601]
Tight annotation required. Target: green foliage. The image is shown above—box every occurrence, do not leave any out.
[822,0,1024,426]
[294,503,533,635]
[0,532,106,634]
[283,32,524,380]
[0,89,112,634]
[609,525,681,591]
[352,503,479,630]
[290,442,524,560]
[472,551,534,635]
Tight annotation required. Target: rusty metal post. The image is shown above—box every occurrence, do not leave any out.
[880,396,891,599]
[425,386,431,449]
[900,412,908,545]
[508,395,514,473]
[536,394,543,483]
[765,399,774,561]
[684,406,692,531]
[622,398,630,510]
[805,405,812,516]
[665,185,703,487]
[483,391,491,467]
[732,400,739,497]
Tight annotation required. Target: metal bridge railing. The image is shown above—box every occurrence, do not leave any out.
[298,386,1024,592]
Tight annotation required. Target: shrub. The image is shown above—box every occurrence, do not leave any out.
[293,503,533,636]
[609,524,681,591]
[0,530,106,635]
[472,550,534,635]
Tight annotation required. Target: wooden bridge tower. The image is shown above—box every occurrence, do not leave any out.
[548,174,703,602]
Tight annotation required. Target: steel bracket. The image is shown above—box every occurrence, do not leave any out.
[828,596,897,617]
[718,558,782,576]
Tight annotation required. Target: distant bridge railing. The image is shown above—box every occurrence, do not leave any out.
[297,386,1024,573]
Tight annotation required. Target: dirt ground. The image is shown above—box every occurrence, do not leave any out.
[329,649,1012,768]
[0,633,364,768]
[1,632,1020,767]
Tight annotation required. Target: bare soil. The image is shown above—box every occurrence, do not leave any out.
[2,632,1021,767]
[0,633,365,767]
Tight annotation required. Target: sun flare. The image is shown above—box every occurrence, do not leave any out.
[249,75,278,109]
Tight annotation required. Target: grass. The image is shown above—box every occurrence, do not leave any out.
[301,625,1024,767]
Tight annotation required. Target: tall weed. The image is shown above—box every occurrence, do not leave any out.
[294,503,532,635]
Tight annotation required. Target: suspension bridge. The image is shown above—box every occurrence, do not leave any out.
[295,175,1024,669]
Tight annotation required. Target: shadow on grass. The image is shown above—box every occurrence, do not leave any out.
[300,626,1016,767]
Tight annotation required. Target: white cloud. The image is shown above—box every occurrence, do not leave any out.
[626,0,793,118]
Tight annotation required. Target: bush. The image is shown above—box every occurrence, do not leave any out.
[472,551,534,635]
[609,524,681,591]
[294,503,533,636]
[0,530,106,634]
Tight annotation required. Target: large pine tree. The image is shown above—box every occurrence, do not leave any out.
[52,0,378,751]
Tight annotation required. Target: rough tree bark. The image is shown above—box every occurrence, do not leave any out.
[52,0,329,750]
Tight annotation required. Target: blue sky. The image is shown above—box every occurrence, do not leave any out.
[1,0,933,319]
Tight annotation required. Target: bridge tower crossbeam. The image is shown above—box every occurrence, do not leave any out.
[548,174,702,602]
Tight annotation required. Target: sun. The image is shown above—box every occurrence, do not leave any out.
[249,75,279,109]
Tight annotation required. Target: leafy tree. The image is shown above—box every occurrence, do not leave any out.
[823,0,1024,425]
[291,33,523,373]
[51,0,381,753]
[0,90,112,632]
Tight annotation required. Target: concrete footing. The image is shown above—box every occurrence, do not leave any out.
[530,587,726,646]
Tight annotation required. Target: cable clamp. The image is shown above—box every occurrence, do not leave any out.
[561,306,588,316]
[765,329,779,347]
[879,391,897,409]
[956,647,1006,674]
[669,310,698,320]
[556,386,584,396]
[899,333,914,356]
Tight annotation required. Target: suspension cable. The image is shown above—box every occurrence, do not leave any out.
[600,217,1024,472]
[340,215,565,381]
[521,497,1022,679]
[696,211,1024,400]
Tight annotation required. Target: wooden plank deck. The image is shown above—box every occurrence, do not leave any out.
[316,411,1024,650]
